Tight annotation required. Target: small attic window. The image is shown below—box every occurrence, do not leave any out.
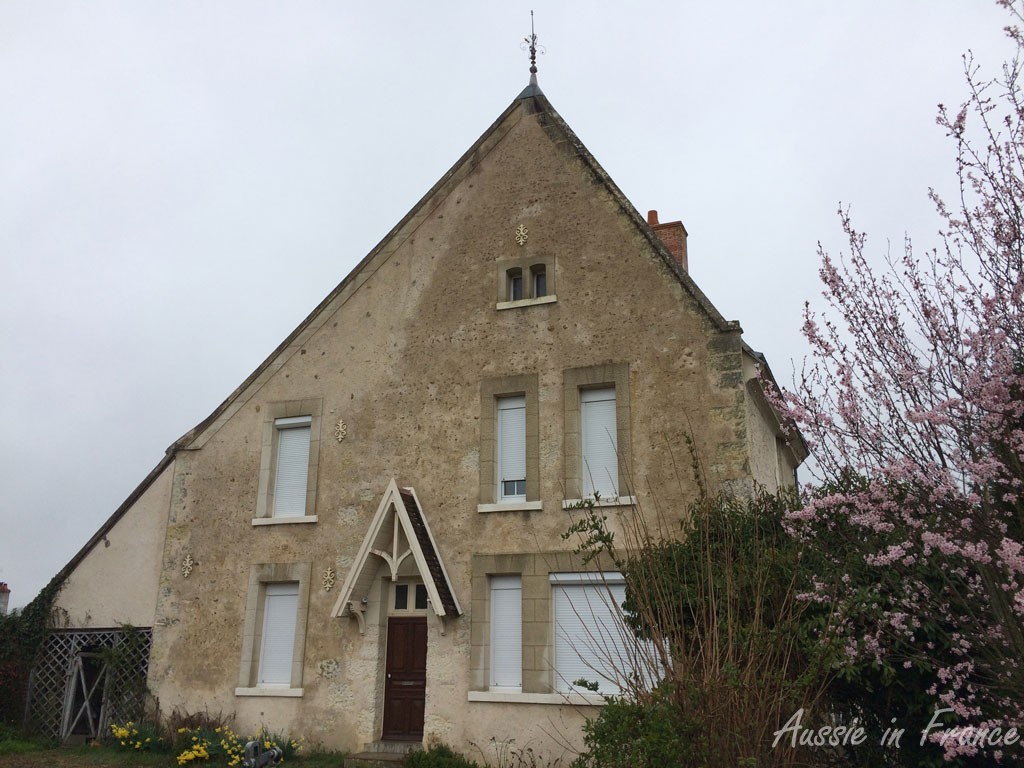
[507,268,524,301]
[496,257,556,310]
[531,265,547,298]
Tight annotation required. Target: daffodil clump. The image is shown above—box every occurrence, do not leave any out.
[108,720,164,751]
[174,724,302,766]
[174,726,228,765]
[108,718,302,765]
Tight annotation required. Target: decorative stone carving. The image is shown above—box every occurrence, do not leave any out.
[181,554,195,578]
[334,419,348,443]
[322,566,337,592]
[515,224,529,246]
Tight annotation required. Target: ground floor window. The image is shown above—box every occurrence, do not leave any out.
[490,575,522,690]
[237,562,311,695]
[550,572,631,695]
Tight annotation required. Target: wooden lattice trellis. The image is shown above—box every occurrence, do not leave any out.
[25,627,152,742]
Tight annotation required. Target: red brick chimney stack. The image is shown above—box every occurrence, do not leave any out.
[647,210,688,273]
[0,582,9,616]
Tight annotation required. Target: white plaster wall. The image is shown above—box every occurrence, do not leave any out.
[54,462,172,628]
[742,355,789,492]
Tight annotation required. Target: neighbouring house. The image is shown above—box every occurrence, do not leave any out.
[26,69,805,757]
[0,583,9,616]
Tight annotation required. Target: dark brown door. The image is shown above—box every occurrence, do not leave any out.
[382,617,427,741]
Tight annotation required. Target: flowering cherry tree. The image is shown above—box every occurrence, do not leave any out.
[777,1,1024,761]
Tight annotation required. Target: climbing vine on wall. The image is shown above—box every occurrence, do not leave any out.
[0,575,66,727]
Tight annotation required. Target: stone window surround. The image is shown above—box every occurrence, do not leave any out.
[236,561,311,697]
[562,363,634,504]
[495,255,557,310]
[478,374,541,512]
[467,552,613,707]
[253,399,323,525]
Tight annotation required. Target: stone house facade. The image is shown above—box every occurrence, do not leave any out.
[34,76,804,756]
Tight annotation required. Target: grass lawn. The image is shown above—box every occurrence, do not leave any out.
[0,742,349,768]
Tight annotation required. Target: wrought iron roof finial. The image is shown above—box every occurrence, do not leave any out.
[522,11,544,84]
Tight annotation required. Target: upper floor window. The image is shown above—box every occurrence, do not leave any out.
[497,395,527,502]
[253,399,322,525]
[479,375,541,512]
[496,256,556,309]
[508,268,524,302]
[581,388,617,498]
[272,416,312,518]
[531,265,547,298]
[562,364,635,506]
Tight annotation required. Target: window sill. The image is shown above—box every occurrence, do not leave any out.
[468,690,605,706]
[235,687,304,698]
[477,501,543,514]
[252,516,318,527]
[496,295,557,311]
[561,496,637,510]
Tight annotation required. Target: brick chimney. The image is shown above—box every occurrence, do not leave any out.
[0,583,9,616]
[647,210,688,272]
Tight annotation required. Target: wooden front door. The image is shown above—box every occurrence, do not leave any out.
[382,617,427,741]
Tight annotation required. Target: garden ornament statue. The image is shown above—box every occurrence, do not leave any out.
[241,740,284,768]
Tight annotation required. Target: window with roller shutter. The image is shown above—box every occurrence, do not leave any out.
[258,582,299,685]
[489,575,522,690]
[271,416,311,518]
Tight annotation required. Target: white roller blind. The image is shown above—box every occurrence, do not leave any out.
[490,575,522,689]
[551,573,628,694]
[581,388,617,497]
[273,417,311,517]
[258,582,299,686]
[497,396,526,501]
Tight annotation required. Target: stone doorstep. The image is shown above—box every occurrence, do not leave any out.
[346,753,406,766]
[348,741,423,765]
[364,739,423,754]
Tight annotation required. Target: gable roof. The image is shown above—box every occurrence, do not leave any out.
[331,479,461,622]
[52,79,777,592]
[171,80,741,453]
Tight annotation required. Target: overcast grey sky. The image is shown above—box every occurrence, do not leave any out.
[0,1,1011,610]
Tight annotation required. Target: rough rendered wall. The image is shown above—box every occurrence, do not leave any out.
[54,463,172,628]
[744,386,784,492]
[147,96,754,756]
[741,354,798,493]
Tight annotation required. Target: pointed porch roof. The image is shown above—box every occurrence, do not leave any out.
[331,479,461,626]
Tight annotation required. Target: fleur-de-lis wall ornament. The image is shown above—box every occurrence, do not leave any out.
[334,418,348,443]
[181,554,195,578]
[322,566,337,592]
[515,224,529,246]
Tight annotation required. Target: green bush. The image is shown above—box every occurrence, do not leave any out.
[572,685,702,768]
[563,486,833,767]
